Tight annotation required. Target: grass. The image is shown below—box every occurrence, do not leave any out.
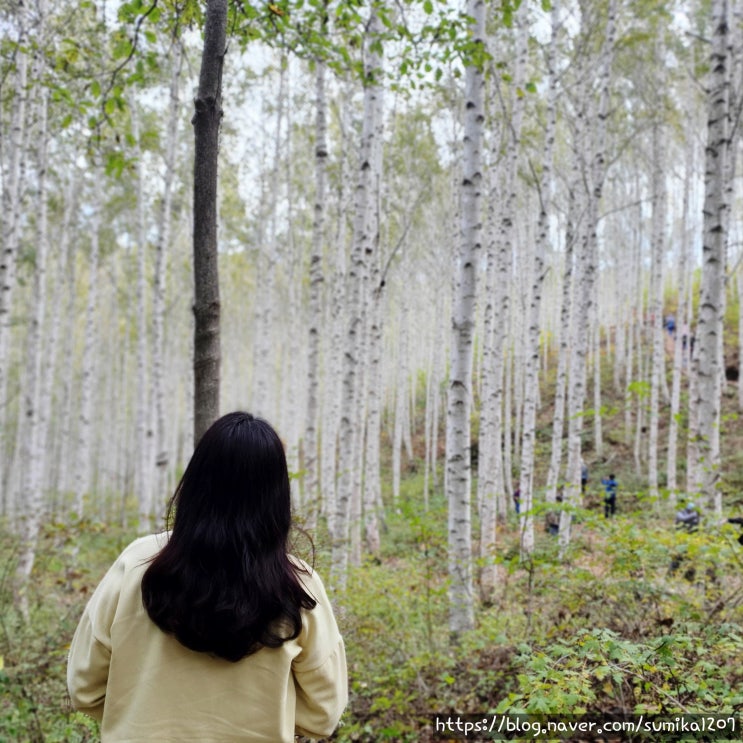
[2,482,743,742]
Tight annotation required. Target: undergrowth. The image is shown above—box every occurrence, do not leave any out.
[2,484,743,742]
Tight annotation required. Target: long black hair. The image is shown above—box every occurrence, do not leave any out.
[141,412,316,662]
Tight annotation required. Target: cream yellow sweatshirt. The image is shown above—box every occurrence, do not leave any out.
[67,534,347,742]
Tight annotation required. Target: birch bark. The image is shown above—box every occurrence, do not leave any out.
[320,78,352,532]
[519,0,558,555]
[592,324,603,457]
[667,142,694,498]
[364,277,383,555]
[361,43,385,560]
[332,9,383,588]
[695,0,730,515]
[152,39,184,516]
[73,212,101,517]
[447,0,484,635]
[14,40,49,614]
[648,118,667,503]
[0,3,28,494]
[304,49,328,525]
[133,109,154,530]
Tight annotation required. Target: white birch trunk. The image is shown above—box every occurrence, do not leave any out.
[545,230,574,504]
[519,0,558,555]
[667,142,694,498]
[42,178,76,510]
[477,179,505,600]
[152,39,183,520]
[0,4,29,496]
[695,0,729,515]
[332,10,383,588]
[392,305,409,501]
[592,324,603,457]
[73,210,101,517]
[133,110,153,530]
[303,54,327,526]
[14,51,49,615]
[363,281,383,556]
[56,218,79,505]
[447,0,484,635]
[320,80,352,532]
[279,63,307,504]
[648,119,667,503]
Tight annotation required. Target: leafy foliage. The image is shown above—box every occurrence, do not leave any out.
[2,467,743,742]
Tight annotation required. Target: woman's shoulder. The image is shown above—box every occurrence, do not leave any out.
[288,554,317,580]
[288,555,328,595]
[116,532,170,568]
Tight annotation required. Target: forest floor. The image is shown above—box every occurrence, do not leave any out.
[2,367,743,741]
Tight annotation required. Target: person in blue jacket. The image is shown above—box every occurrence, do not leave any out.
[601,474,618,518]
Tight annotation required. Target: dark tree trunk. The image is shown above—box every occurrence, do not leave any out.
[192,0,227,443]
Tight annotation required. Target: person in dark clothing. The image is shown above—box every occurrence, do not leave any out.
[675,502,700,532]
[665,314,676,338]
[601,474,618,518]
[669,502,701,579]
[545,489,564,536]
[513,483,521,514]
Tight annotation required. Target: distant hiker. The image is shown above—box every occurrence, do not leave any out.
[665,314,676,338]
[581,460,588,493]
[601,474,618,518]
[67,412,347,742]
[545,490,564,536]
[513,483,521,514]
[670,502,703,580]
[675,502,700,532]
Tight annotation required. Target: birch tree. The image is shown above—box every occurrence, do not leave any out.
[332,8,384,588]
[152,39,184,515]
[132,108,154,530]
[73,211,102,517]
[694,0,730,515]
[648,116,667,503]
[667,142,694,500]
[14,12,50,614]
[478,16,529,599]
[303,44,328,525]
[0,1,29,493]
[447,0,484,636]
[519,0,558,556]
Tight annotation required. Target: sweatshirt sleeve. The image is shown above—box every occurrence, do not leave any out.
[293,567,348,739]
[66,553,126,721]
